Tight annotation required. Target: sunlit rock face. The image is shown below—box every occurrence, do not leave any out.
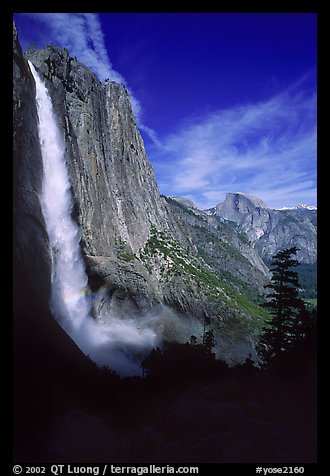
[24,45,167,319]
[25,45,166,258]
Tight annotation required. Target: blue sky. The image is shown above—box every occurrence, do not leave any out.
[14,13,317,209]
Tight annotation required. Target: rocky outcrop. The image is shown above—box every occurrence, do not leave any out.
[170,196,198,209]
[13,23,51,300]
[164,196,269,284]
[208,193,317,264]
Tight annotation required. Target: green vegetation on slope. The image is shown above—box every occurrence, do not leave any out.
[117,239,136,262]
[140,225,269,340]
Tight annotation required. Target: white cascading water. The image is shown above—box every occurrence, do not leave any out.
[28,62,91,333]
[28,61,160,376]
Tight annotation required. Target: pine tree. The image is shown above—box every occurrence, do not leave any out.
[201,312,215,356]
[204,329,215,355]
[258,247,306,363]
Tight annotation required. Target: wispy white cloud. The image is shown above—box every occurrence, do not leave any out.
[22,13,124,83]
[139,124,162,148]
[149,79,316,209]
[19,13,159,142]
[18,14,316,208]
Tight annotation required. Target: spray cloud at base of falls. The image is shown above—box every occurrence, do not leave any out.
[28,60,165,376]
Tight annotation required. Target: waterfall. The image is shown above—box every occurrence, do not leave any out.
[28,61,158,376]
[28,61,91,333]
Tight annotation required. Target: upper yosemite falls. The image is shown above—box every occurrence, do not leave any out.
[13,23,317,375]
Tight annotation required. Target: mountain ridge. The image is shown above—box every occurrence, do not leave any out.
[275,204,317,211]
[172,192,316,213]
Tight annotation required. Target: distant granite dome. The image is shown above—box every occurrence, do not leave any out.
[214,193,269,218]
[207,192,317,264]
[234,192,269,209]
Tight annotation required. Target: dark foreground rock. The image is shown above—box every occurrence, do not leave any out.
[13,266,316,464]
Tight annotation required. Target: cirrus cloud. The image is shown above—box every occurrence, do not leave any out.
[149,77,316,210]
[17,12,159,141]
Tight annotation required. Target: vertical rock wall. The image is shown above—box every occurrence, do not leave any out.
[13,23,51,300]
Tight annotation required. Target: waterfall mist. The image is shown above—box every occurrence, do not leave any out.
[28,61,161,376]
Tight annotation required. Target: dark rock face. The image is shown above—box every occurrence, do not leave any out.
[209,193,317,264]
[13,23,51,300]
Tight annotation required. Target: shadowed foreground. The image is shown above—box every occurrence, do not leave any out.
[13,261,316,463]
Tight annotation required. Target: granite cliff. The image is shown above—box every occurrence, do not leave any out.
[13,23,51,300]
[14,24,313,365]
